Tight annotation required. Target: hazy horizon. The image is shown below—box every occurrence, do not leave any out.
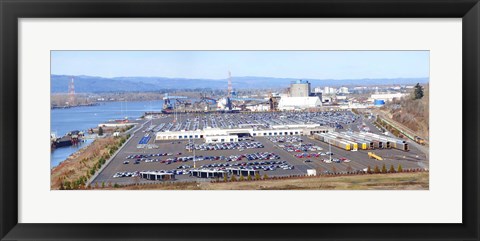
[51,73,429,81]
[51,50,429,80]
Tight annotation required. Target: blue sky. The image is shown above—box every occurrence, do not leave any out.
[51,51,429,79]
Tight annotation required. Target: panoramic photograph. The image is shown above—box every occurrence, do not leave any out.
[50,50,429,190]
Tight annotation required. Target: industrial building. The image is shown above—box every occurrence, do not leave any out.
[281,80,323,110]
[289,80,311,97]
[323,86,337,95]
[246,103,270,112]
[190,169,227,178]
[277,96,322,111]
[229,168,259,177]
[314,131,409,151]
[370,93,407,102]
[155,125,331,142]
[140,171,175,181]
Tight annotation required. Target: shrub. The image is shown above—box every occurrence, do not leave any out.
[389,165,396,173]
[381,164,387,173]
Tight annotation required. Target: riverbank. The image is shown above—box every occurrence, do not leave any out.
[51,103,99,109]
[51,135,129,190]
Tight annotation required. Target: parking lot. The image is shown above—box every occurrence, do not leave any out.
[91,112,428,185]
[145,111,357,133]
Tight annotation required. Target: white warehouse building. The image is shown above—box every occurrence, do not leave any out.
[370,93,407,102]
[278,96,322,111]
[155,125,332,142]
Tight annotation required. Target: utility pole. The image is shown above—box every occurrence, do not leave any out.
[193,140,196,168]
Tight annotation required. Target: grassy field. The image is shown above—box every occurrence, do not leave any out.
[112,172,429,190]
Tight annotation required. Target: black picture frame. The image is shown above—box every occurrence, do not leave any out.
[1,0,479,240]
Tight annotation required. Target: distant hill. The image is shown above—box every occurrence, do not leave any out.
[51,74,429,93]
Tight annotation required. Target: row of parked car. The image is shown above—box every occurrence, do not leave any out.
[113,169,190,178]
[185,141,264,151]
[113,172,139,178]
[125,152,181,159]
[199,160,294,171]
[278,143,323,153]
[295,152,334,158]
[322,157,351,163]
[123,151,281,165]
[267,136,303,144]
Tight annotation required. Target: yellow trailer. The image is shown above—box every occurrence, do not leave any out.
[368,152,383,161]
[361,143,367,150]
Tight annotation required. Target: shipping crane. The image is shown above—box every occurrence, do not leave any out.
[162,93,188,122]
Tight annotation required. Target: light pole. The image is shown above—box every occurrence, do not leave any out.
[329,141,332,162]
[192,138,196,168]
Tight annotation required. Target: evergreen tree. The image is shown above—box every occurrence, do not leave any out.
[414,83,424,99]
[381,164,387,173]
[239,175,245,181]
[374,165,380,174]
[255,173,261,180]
[230,175,237,182]
[65,181,72,190]
[367,166,372,174]
[247,174,252,181]
[397,164,403,172]
[98,127,104,136]
[223,175,228,182]
[389,165,396,173]
[263,174,269,180]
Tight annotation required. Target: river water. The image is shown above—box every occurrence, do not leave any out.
[50,100,164,168]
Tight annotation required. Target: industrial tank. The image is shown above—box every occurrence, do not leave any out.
[374,99,385,106]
